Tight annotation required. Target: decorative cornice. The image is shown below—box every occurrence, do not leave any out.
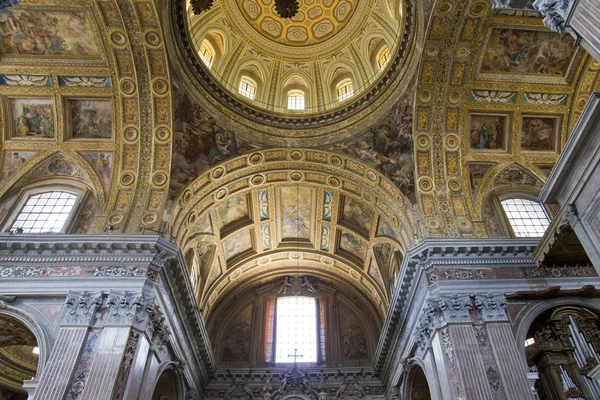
[0,234,178,269]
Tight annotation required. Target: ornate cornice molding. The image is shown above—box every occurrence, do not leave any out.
[0,234,177,270]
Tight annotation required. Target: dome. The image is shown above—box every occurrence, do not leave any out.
[170,0,422,145]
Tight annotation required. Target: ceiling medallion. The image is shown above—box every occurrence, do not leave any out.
[190,0,214,15]
[274,0,300,18]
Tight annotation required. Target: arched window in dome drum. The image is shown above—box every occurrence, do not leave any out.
[337,79,354,102]
[199,39,215,68]
[238,76,257,100]
[287,90,305,110]
[377,46,391,70]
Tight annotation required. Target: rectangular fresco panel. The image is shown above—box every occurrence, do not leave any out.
[520,116,558,151]
[339,231,367,261]
[480,28,576,76]
[280,186,313,240]
[9,98,55,139]
[0,9,102,58]
[469,114,508,150]
[1,151,36,181]
[217,195,249,227]
[223,229,253,261]
[376,218,397,240]
[69,99,113,139]
[341,196,373,234]
[0,75,51,86]
[323,190,334,222]
[258,189,269,221]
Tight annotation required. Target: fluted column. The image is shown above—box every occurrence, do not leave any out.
[416,293,534,400]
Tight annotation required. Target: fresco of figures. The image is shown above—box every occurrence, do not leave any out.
[325,97,415,201]
[481,29,576,76]
[10,98,55,139]
[520,116,557,151]
[83,152,113,192]
[469,114,507,150]
[0,9,101,57]
[69,99,113,139]
[170,87,256,198]
[1,151,36,181]
[220,304,252,363]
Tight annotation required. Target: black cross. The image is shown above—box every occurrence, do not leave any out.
[288,348,303,366]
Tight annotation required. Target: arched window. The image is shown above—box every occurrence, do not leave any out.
[287,90,305,110]
[500,197,550,237]
[238,76,257,100]
[199,39,215,68]
[337,78,354,102]
[377,46,390,70]
[10,191,78,233]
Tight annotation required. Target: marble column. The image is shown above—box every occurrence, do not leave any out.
[419,293,534,400]
[34,291,102,400]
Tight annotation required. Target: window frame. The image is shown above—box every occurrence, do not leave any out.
[199,39,215,68]
[336,78,354,102]
[238,76,257,100]
[3,186,85,234]
[376,46,391,70]
[498,196,551,238]
[264,293,326,365]
[287,89,305,111]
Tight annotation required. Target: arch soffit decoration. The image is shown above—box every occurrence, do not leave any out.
[413,0,593,238]
[0,0,173,234]
[169,149,416,316]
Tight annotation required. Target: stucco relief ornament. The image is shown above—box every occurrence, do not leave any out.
[190,0,214,14]
[0,0,19,9]
[275,0,300,18]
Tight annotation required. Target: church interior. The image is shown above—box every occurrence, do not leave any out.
[1,0,600,398]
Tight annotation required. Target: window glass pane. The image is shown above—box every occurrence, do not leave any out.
[377,47,390,69]
[287,91,305,110]
[500,198,550,238]
[275,296,317,363]
[337,79,354,101]
[10,191,78,233]
[199,40,215,68]
[239,77,257,100]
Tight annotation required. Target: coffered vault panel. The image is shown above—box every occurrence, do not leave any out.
[170,149,414,316]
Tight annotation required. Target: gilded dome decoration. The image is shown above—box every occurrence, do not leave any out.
[169,0,422,144]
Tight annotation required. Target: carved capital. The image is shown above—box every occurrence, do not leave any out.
[564,203,579,227]
[62,291,104,326]
[147,304,171,351]
[532,0,577,37]
[104,291,148,326]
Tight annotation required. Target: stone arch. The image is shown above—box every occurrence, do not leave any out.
[512,298,600,367]
[151,365,182,400]
[404,364,432,400]
[0,305,52,392]
[169,149,417,315]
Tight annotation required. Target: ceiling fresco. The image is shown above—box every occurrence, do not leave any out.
[412,0,597,238]
[168,148,414,318]
[0,0,173,235]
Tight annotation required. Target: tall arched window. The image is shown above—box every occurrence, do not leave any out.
[377,46,390,70]
[287,90,305,110]
[337,79,354,102]
[199,39,215,68]
[238,76,257,100]
[10,191,78,233]
[500,197,550,237]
